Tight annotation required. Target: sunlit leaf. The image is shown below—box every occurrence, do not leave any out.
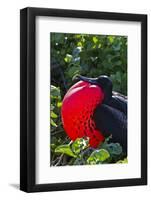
[51,111,58,118]
[64,54,73,63]
[55,144,77,158]
[116,158,128,164]
[93,36,98,44]
[71,137,89,155]
[108,36,115,43]
[87,149,110,164]
[57,101,62,108]
[51,85,61,98]
[77,41,83,47]
[51,119,58,127]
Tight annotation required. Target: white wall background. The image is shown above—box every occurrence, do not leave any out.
[0,0,150,199]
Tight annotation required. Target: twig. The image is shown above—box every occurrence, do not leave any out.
[51,129,64,136]
[55,154,64,166]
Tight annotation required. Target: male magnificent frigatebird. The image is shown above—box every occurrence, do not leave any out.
[61,75,127,155]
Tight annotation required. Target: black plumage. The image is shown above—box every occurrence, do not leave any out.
[75,75,127,155]
[93,94,127,155]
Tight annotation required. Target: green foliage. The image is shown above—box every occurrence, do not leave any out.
[116,158,128,163]
[55,144,77,158]
[54,138,89,159]
[51,33,127,95]
[87,149,110,164]
[51,137,127,166]
[71,137,89,155]
[50,85,61,129]
[50,85,69,164]
[50,33,127,166]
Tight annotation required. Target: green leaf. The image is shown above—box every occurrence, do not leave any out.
[101,142,123,156]
[71,137,89,155]
[87,149,110,164]
[113,43,121,51]
[50,144,57,152]
[64,54,73,63]
[55,144,77,158]
[77,41,83,47]
[108,36,115,43]
[108,143,122,155]
[66,66,80,78]
[57,101,62,108]
[116,158,128,164]
[51,85,61,98]
[114,60,122,66]
[50,119,58,127]
[115,71,121,82]
[50,104,55,111]
[54,33,64,43]
[93,36,98,44]
[51,111,58,118]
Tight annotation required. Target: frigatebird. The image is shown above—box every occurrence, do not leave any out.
[61,75,127,155]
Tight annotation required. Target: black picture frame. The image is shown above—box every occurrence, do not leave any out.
[20,7,147,192]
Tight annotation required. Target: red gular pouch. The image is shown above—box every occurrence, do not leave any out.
[61,80,105,148]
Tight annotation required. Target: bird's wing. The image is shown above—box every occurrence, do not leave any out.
[105,93,127,116]
[93,104,127,154]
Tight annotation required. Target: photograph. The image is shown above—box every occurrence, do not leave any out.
[50,33,128,166]
[20,7,147,192]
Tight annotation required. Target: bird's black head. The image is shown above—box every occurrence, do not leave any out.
[74,75,113,103]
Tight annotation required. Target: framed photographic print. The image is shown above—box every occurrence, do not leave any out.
[20,7,147,192]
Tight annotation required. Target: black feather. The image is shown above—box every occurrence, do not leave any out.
[106,93,127,116]
[93,101,127,155]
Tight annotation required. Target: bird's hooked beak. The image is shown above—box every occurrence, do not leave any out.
[73,75,98,85]
[73,74,113,103]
